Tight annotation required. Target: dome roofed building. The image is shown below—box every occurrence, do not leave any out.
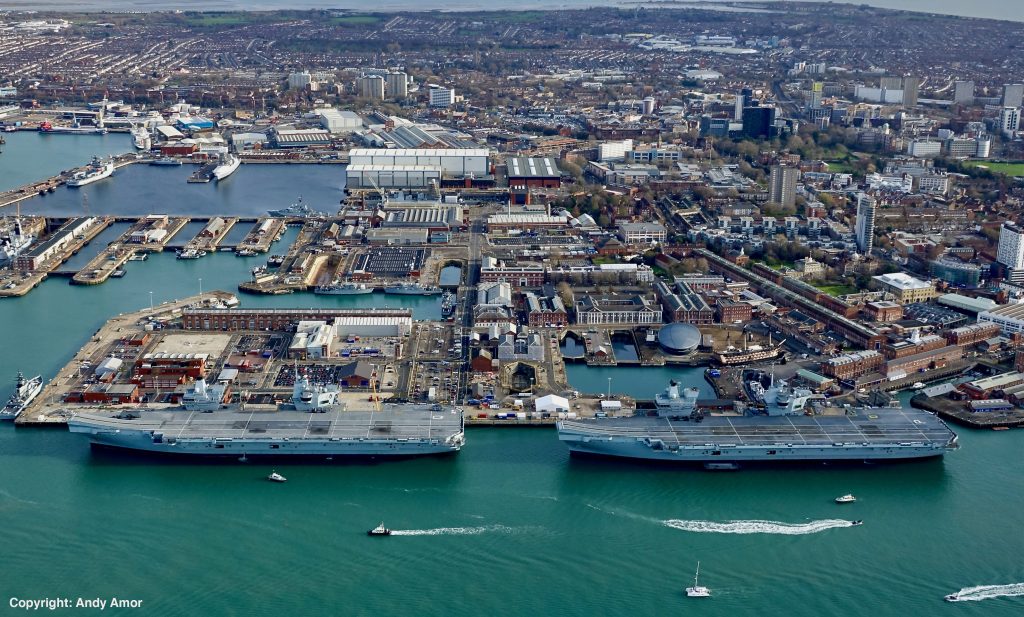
[657,323,701,355]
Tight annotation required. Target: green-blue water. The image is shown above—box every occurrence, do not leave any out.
[1,132,345,217]
[2,138,1024,616]
[0,131,132,193]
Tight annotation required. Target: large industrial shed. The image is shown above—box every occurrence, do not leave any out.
[345,148,490,188]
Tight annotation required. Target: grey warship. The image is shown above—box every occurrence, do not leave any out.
[557,380,958,465]
[67,373,464,459]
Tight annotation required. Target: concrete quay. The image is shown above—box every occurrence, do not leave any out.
[0,217,113,297]
[71,216,188,285]
[184,217,238,254]
[15,291,238,426]
[234,218,286,254]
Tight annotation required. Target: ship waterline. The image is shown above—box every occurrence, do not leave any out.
[68,406,465,458]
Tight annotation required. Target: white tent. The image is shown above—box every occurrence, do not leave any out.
[535,394,570,414]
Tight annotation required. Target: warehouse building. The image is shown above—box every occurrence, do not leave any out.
[318,109,363,134]
[181,308,412,332]
[978,302,1024,335]
[506,157,562,189]
[14,217,98,271]
[271,128,332,148]
[345,148,489,189]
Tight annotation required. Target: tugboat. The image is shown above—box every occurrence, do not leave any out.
[850,520,863,526]
[367,522,391,537]
[267,471,287,483]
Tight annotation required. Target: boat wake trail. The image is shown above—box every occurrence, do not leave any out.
[390,525,521,536]
[663,519,856,535]
[946,583,1024,602]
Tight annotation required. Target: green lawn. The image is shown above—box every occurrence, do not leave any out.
[184,14,256,26]
[964,161,1024,176]
[813,283,857,297]
[331,15,382,26]
[824,159,856,174]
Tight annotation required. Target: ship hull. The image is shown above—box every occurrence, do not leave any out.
[560,436,950,463]
[80,430,462,459]
[213,157,240,180]
[384,289,442,296]
[315,290,375,295]
[557,408,958,466]
[67,166,114,187]
[67,406,464,460]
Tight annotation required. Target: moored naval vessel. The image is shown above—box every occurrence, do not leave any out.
[1,372,43,421]
[556,380,958,466]
[67,373,465,458]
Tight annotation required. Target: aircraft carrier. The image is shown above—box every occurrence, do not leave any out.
[557,381,958,466]
[67,374,465,459]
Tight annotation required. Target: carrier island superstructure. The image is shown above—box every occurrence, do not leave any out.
[557,380,958,465]
[67,373,465,458]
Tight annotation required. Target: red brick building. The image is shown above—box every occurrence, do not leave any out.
[506,157,562,189]
[716,299,753,323]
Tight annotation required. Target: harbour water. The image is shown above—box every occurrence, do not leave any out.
[2,136,1024,616]
[0,131,132,194]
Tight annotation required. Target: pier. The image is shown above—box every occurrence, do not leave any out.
[71,216,188,285]
[0,216,113,297]
[234,218,286,254]
[15,292,238,425]
[182,217,239,254]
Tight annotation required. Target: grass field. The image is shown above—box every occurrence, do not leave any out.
[331,15,383,26]
[824,159,856,174]
[184,14,255,26]
[813,283,858,297]
[964,161,1024,176]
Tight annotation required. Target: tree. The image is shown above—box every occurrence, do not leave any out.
[556,282,574,307]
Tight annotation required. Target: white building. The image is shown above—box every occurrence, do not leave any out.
[978,302,1024,335]
[598,139,633,162]
[618,222,667,244]
[535,394,570,414]
[345,148,489,188]
[906,139,942,158]
[855,194,876,255]
[997,223,1024,283]
[917,173,951,195]
[287,71,313,91]
[999,107,1020,137]
[318,109,363,134]
[428,86,455,107]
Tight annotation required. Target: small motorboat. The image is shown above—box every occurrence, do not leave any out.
[267,471,287,483]
[367,522,391,537]
[944,594,959,602]
[835,494,856,504]
[850,520,863,526]
[685,561,711,598]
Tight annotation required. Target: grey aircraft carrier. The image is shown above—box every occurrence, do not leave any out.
[67,375,464,459]
[557,381,958,466]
